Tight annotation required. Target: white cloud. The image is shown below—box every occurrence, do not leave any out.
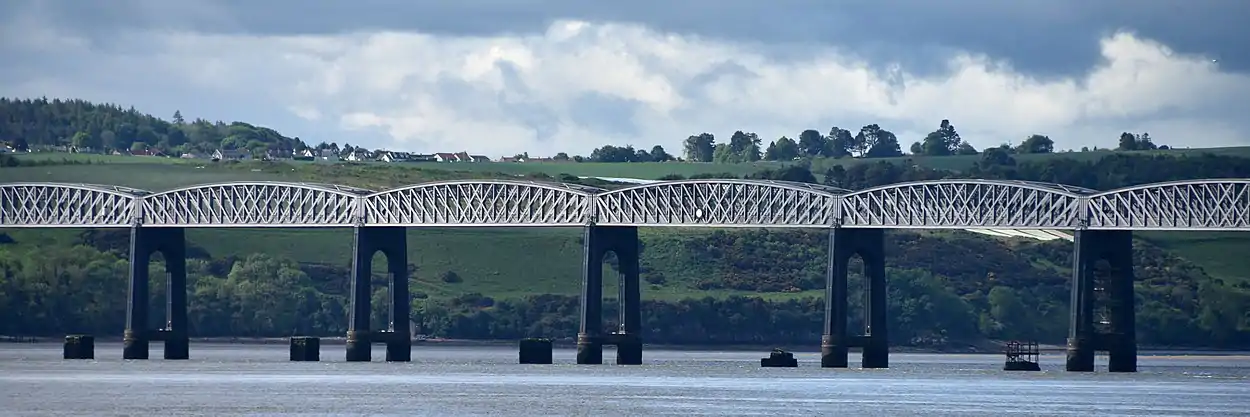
[3,19,1248,157]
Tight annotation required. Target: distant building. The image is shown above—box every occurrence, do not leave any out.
[315,149,339,163]
[212,149,250,161]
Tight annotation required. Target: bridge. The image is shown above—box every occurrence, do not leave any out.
[3,178,1248,371]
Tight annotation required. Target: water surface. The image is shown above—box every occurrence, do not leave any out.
[1,343,1247,416]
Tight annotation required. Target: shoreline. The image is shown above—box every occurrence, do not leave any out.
[4,336,1248,355]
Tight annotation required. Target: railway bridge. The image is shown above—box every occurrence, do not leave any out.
[3,178,1248,372]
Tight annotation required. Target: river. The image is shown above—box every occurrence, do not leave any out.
[1,343,1247,416]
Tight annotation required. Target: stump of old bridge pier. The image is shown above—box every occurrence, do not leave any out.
[63,335,95,360]
[289,336,321,362]
[1003,340,1041,371]
[761,348,798,367]
[519,338,553,364]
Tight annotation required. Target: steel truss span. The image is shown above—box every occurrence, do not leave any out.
[595,180,845,227]
[0,179,1247,230]
[363,180,599,227]
[141,182,369,227]
[840,180,1091,229]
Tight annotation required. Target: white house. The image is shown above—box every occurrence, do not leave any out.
[380,151,418,162]
[212,149,250,161]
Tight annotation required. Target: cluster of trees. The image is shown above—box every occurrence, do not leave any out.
[682,125,906,163]
[587,144,675,163]
[0,98,304,156]
[579,121,1172,165]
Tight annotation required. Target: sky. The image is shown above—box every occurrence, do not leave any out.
[2,0,1248,157]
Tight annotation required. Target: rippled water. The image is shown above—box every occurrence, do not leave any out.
[1,343,1248,416]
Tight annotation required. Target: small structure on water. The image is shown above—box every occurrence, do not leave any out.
[1003,340,1041,371]
[761,348,798,367]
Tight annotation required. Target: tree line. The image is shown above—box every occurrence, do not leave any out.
[584,120,1170,163]
[0,98,303,157]
[0,98,1175,163]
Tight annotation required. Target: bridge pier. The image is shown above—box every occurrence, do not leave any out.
[1067,230,1136,372]
[821,227,888,369]
[577,225,642,365]
[346,226,409,362]
[123,227,188,360]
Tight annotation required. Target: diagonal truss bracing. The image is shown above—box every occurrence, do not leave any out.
[363,180,597,226]
[0,183,139,227]
[1086,180,1250,230]
[0,178,1247,230]
[141,182,367,227]
[840,180,1087,229]
[594,180,842,227]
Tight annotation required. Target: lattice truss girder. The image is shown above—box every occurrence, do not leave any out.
[2,179,1249,230]
[1087,181,1250,229]
[142,184,359,226]
[364,182,591,226]
[0,185,135,227]
[840,181,1083,228]
[595,182,837,227]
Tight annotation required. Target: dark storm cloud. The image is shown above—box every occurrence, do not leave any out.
[5,0,1248,75]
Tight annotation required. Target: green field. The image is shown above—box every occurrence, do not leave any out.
[10,152,781,183]
[809,146,1250,173]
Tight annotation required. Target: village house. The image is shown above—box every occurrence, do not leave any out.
[129,148,166,157]
[379,151,433,162]
[315,149,339,163]
[343,149,373,162]
[292,149,316,161]
[212,149,250,161]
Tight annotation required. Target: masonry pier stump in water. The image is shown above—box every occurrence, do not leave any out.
[63,335,94,360]
[519,338,553,364]
[290,337,320,361]
[123,227,188,360]
[761,349,798,367]
[821,227,889,369]
[577,225,643,365]
[1067,230,1136,373]
[346,226,410,362]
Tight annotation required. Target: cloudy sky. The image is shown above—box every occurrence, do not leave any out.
[2,0,1247,157]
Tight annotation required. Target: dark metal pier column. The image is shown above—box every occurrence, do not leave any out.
[383,228,411,362]
[1067,230,1136,372]
[347,226,409,362]
[124,227,187,360]
[577,225,606,365]
[161,228,189,360]
[821,228,851,368]
[820,227,889,369]
[614,226,642,365]
[860,229,889,369]
[577,225,642,365]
